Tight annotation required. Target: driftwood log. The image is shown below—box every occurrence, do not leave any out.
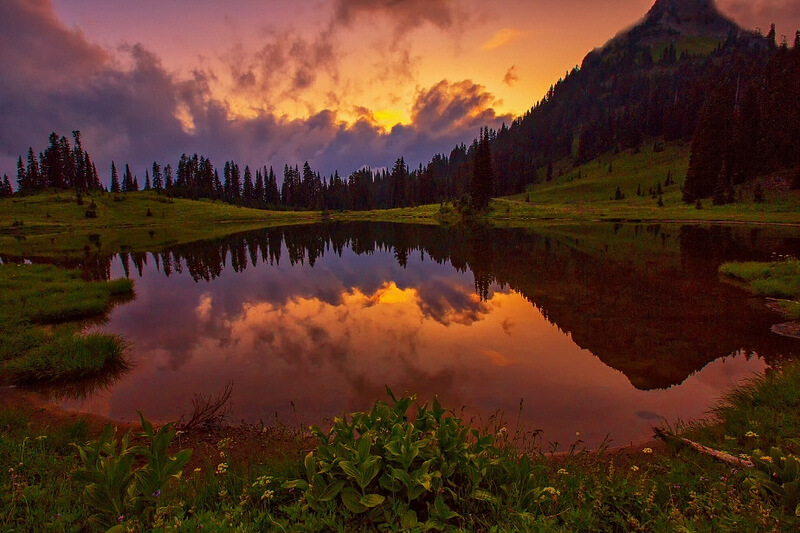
[654,427,756,468]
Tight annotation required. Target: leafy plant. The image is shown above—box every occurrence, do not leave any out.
[72,413,192,530]
[285,388,499,529]
[743,446,800,516]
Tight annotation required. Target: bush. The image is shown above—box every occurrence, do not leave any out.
[72,413,192,530]
[285,390,498,530]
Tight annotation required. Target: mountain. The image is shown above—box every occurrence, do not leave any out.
[406,0,772,205]
[620,0,740,44]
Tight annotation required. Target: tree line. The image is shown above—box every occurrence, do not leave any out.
[2,26,797,209]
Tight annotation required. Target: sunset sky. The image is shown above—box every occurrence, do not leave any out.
[1,0,798,180]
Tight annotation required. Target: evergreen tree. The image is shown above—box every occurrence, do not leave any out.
[26,148,41,190]
[152,162,163,192]
[164,164,174,194]
[144,170,151,191]
[132,175,139,192]
[122,164,134,192]
[795,31,800,50]
[16,156,29,193]
[254,169,265,208]
[110,162,121,193]
[0,175,12,198]
[470,128,494,210]
[243,166,254,205]
[767,23,777,49]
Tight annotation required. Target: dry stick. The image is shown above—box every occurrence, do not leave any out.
[654,428,755,468]
[181,380,234,431]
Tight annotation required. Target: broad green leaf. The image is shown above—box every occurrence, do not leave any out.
[340,461,360,480]
[360,493,386,508]
[318,480,345,502]
[283,479,309,491]
[400,509,419,529]
[340,487,367,514]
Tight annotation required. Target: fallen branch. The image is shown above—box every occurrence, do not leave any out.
[654,427,755,468]
[180,380,234,431]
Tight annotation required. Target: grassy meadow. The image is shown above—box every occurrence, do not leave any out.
[0,191,317,259]
[721,259,800,319]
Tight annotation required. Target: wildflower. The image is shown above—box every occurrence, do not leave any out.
[215,463,228,475]
[760,456,773,463]
[497,427,507,437]
[731,468,739,475]
[739,454,750,460]
[35,435,47,441]
[575,432,581,437]
[630,465,640,472]
[261,490,275,501]
[673,484,681,490]
[745,431,758,438]
[117,515,125,523]
[557,468,569,475]
[642,448,653,454]
[194,468,202,473]
[152,489,162,498]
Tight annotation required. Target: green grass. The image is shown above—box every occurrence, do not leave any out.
[0,190,318,259]
[720,259,800,317]
[500,143,800,224]
[0,264,133,383]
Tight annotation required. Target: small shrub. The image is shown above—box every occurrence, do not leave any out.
[72,414,192,529]
[695,199,703,210]
[85,209,97,218]
[657,195,664,207]
[146,207,153,217]
[286,390,498,529]
[76,192,84,206]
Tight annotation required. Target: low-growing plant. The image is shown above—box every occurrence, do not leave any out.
[72,413,192,530]
[285,389,498,529]
[743,446,800,516]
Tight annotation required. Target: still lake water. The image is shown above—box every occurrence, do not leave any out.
[44,223,800,447]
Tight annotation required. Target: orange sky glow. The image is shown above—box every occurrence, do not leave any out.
[51,0,799,128]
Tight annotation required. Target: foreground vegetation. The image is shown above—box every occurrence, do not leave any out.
[721,259,800,319]
[0,264,132,383]
[2,364,800,531]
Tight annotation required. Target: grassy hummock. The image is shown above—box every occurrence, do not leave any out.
[0,263,132,383]
[720,259,800,318]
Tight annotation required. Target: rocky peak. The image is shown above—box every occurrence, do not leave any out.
[639,0,738,41]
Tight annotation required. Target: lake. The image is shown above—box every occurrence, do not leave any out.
[35,222,800,448]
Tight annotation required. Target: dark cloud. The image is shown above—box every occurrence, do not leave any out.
[0,0,508,184]
[503,65,519,87]
[333,0,462,30]
[720,0,800,36]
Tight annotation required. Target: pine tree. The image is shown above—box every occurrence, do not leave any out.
[152,162,163,192]
[254,170,265,208]
[0,175,12,198]
[243,166,254,206]
[132,175,139,192]
[470,128,494,210]
[122,165,134,192]
[795,30,800,50]
[164,165,174,194]
[767,23,777,49]
[110,162,121,193]
[144,170,151,191]
[16,157,28,193]
[26,148,41,190]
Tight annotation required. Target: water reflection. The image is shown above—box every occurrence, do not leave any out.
[29,222,800,446]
